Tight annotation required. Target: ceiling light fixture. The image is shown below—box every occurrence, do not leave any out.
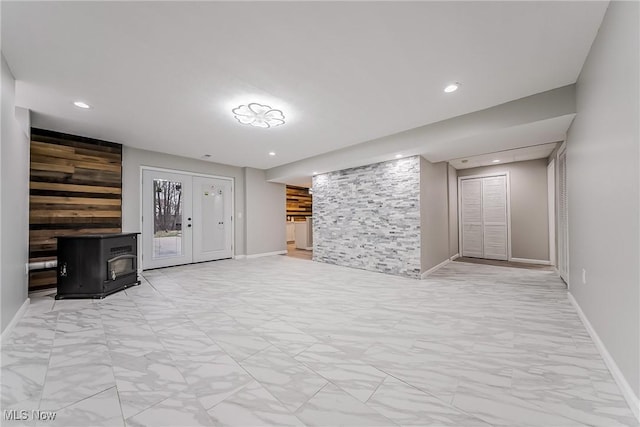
[73,101,91,109]
[492,159,501,163]
[444,83,460,93]
[232,103,285,128]
[312,171,318,175]
[395,154,403,159]
[268,152,276,156]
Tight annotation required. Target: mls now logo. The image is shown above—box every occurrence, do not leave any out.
[3,410,57,421]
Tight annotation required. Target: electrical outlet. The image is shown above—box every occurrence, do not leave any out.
[582,268,587,285]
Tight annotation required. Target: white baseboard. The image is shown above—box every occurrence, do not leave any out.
[509,257,551,265]
[450,253,460,261]
[420,258,451,279]
[568,293,640,421]
[245,250,287,259]
[1,298,30,343]
[234,255,247,260]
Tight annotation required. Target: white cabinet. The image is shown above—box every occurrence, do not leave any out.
[286,222,295,242]
[295,217,313,250]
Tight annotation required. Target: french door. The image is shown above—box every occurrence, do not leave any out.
[142,169,233,269]
[460,174,509,260]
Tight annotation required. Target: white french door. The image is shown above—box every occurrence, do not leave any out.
[460,174,509,261]
[192,176,233,263]
[142,169,233,270]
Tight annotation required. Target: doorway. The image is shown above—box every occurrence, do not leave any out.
[459,173,510,261]
[142,169,233,270]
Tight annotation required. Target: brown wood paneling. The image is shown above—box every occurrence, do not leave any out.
[28,128,123,290]
[286,185,313,222]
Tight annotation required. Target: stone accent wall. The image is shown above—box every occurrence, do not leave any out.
[312,157,421,278]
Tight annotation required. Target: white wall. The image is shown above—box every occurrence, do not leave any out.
[243,167,286,256]
[566,0,639,402]
[420,157,449,272]
[1,53,30,333]
[458,159,550,261]
[447,163,459,258]
[121,146,246,256]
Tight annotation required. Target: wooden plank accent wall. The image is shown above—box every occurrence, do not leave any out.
[286,185,312,221]
[29,128,122,290]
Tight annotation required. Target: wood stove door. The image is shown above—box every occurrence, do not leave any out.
[142,170,193,269]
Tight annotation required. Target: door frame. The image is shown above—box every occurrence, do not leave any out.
[458,171,512,261]
[556,142,569,285]
[139,166,235,269]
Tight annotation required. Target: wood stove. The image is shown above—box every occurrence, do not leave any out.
[56,233,140,299]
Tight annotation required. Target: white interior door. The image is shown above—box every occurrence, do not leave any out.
[142,170,233,270]
[461,178,484,258]
[142,170,193,269]
[482,176,508,260]
[547,160,556,266]
[557,149,569,283]
[192,176,233,262]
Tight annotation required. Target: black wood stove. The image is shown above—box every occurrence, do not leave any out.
[56,233,140,299]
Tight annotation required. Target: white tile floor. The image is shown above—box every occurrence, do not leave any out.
[1,256,637,426]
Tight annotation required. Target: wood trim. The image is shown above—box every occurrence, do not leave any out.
[286,185,312,221]
[28,128,123,290]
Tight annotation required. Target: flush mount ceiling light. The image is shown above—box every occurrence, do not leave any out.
[492,159,501,163]
[312,171,318,175]
[268,151,276,156]
[73,101,91,109]
[395,154,403,159]
[444,83,460,93]
[232,103,285,128]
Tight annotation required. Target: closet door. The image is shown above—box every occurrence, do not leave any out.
[482,176,508,260]
[461,179,483,258]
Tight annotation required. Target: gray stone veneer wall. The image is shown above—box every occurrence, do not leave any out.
[312,156,421,278]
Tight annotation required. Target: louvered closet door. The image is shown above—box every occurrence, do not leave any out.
[461,179,484,258]
[482,176,508,260]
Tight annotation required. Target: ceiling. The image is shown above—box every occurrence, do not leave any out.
[449,142,559,170]
[2,1,607,181]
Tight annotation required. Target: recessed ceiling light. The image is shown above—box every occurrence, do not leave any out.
[232,103,285,128]
[444,83,460,93]
[312,171,318,175]
[492,159,501,163]
[73,101,91,109]
[395,154,403,159]
[268,152,276,156]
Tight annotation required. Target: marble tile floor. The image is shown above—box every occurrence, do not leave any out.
[1,256,637,427]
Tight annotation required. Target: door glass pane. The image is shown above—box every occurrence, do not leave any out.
[153,179,183,258]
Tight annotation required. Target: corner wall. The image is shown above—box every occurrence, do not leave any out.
[313,157,422,277]
[457,159,550,262]
[1,53,30,333]
[565,0,639,403]
[243,167,286,256]
[420,157,449,272]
